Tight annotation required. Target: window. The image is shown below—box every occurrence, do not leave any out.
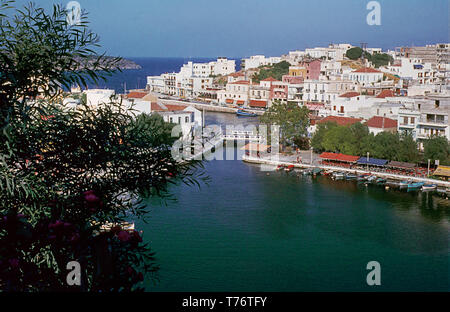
[185,116,189,123]
[169,117,173,123]
[403,117,408,124]
[410,117,415,124]
[178,117,181,124]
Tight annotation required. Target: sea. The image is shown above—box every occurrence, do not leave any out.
[97,58,449,292]
[86,57,241,93]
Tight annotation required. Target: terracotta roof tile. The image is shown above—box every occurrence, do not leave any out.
[366,116,397,129]
[339,92,360,98]
[127,91,148,99]
[376,90,395,98]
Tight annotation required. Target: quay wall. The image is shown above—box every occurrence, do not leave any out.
[242,156,450,188]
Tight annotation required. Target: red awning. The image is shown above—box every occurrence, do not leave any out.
[319,152,359,163]
[226,99,234,104]
[249,100,267,108]
[236,100,245,105]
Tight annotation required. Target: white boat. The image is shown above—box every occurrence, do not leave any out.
[422,184,437,191]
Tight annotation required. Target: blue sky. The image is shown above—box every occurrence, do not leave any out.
[8,0,450,58]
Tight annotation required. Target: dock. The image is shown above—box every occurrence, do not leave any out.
[242,155,450,188]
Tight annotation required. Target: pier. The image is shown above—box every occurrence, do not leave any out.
[242,155,450,188]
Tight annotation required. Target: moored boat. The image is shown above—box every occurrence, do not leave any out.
[421,184,437,191]
[398,180,409,188]
[333,172,345,180]
[407,182,425,190]
[236,109,257,117]
[345,173,357,180]
[285,165,295,172]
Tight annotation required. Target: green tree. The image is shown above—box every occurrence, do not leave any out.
[362,132,400,160]
[311,121,338,152]
[423,136,450,165]
[252,61,290,83]
[0,1,204,291]
[260,101,309,148]
[346,47,363,60]
[397,133,419,163]
[371,53,394,68]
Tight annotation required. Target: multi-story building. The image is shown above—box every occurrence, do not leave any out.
[348,67,384,86]
[241,55,282,70]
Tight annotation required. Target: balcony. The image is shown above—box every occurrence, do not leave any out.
[418,117,447,126]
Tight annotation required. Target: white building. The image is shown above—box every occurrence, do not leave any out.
[83,89,115,107]
[348,67,384,86]
[241,55,282,70]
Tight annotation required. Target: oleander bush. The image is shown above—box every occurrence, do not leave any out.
[0,0,204,291]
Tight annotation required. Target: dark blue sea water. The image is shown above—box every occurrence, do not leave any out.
[86,57,241,93]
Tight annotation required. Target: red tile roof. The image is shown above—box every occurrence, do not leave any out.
[127,91,148,99]
[339,92,360,98]
[261,77,278,82]
[318,116,362,126]
[151,102,164,111]
[366,116,397,129]
[164,104,187,111]
[249,100,267,108]
[353,67,381,73]
[229,72,245,77]
[230,80,250,85]
[376,89,395,98]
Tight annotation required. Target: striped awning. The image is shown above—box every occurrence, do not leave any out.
[319,152,360,163]
[433,165,450,177]
[357,157,388,166]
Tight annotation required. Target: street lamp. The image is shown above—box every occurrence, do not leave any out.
[367,152,370,172]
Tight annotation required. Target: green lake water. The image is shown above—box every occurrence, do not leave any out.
[138,113,449,292]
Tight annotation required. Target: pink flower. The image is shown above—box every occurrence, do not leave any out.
[117,230,131,242]
[48,220,64,230]
[84,192,100,203]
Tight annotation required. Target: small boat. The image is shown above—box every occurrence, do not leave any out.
[302,169,312,175]
[276,165,285,171]
[398,181,409,188]
[312,167,323,176]
[285,165,295,172]
[236,109,257,117]
[367,176,377,183]
[407,182,425,190]
[333,172,345,180]
[376,178,386,185]
[422,184,437,191]
[345,173,357,180]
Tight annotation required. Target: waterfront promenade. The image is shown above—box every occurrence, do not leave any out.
[242,154,450,188]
